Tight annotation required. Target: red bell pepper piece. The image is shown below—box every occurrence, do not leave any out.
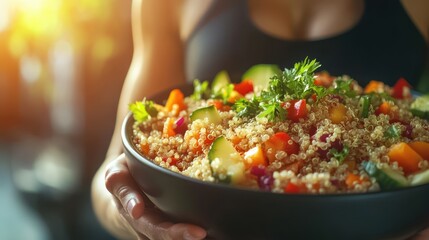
[286,99,308,122]
[234,80,254,95]
[392,78,412,99]
[264,132,300,162]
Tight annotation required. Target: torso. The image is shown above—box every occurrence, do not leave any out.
[180,0,428,87]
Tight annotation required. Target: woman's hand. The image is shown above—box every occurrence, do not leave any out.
[104,154,207,240]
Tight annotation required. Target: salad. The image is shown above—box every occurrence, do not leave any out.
[129,58,429,194]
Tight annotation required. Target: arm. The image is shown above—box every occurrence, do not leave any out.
[91,0,206,239]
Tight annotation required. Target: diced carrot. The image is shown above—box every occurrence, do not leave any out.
[207,99,231,112]
[234,80,254,95]
[364,80,385,94]
[243,145,267,169]
[314,71,334,87]
[263,132,299,162]
[408,141,429,160]
[140,143,150,155]
[207,99,224,110]
[162,117,176,137]
[345,173,361,188]
[165,89,186,112]
[388,142,423,175]
[375,102,391,116]
[329,103,347,124]
[375,102,399,120]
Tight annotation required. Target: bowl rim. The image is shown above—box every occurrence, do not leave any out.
[121,111,429,199]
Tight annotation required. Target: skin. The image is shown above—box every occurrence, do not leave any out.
[91,0,429,239]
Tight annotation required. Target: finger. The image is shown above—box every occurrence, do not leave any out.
[130,207,207,240]
[105,154,145,219]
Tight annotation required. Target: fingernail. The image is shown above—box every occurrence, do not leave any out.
[184,228,206,240]
[126,198,138,219]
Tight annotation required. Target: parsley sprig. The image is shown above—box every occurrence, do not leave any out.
[129,99,158,123]
[233,58,326,121]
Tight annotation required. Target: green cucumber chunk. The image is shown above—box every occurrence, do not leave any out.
[212,70,231,94]
[208,136,245,184]
[363,161,408,190]
[410,94,429,120]
[359,95,371,118]
[242,64,281,90]
[190,105,222,124]
[411,169,429,186]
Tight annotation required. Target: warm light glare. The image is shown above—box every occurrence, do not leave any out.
[0,0,11,32]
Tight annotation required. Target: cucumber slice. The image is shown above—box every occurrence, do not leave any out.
[242,64,281,90]
[190,105,222,124]
[411,169,429,186]
[212,70,231,94]
[208,136,245,184]
[410,94,429,120]
[359,95,371,118]
[363,161,409,190]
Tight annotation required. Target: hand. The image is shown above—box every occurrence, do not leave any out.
[412,225,429,240]
[105,154,207,240]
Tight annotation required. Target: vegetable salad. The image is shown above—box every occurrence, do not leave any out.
[130,59,429,194]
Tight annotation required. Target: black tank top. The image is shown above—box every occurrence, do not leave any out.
[185,0,427,88]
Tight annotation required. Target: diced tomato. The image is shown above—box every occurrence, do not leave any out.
[284,182,301,193]
[285,99,308,122]
[234,80,254,95]
[243,145,267,169]
[391,77,412,99]
[263,132,300,162]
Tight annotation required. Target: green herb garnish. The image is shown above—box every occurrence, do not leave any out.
[331,77,357,98]
[233,58,325,121]
[129,99,158,123]
[330,145,350,164]
[191,80,209,100]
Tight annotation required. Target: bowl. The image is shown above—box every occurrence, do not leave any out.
[122,85,429,240]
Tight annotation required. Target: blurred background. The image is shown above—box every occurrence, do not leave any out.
[0,0,132,239]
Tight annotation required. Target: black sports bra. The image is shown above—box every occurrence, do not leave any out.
[185,0,427,88]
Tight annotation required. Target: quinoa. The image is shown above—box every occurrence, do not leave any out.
[130,63,429,194]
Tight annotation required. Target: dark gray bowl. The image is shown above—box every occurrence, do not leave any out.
[122,85,429,240]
